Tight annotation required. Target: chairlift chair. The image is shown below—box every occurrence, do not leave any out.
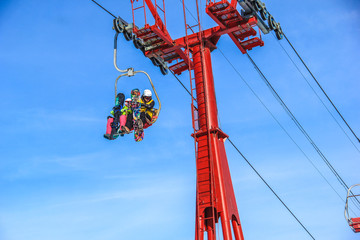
[113,31,161,129]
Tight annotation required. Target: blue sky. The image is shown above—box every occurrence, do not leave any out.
[0,0,359,240]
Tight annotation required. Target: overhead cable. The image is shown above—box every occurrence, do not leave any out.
[170,71,195,102]
[283,33,360,144]
[217,48,349,202]
[90,0,116,18]
[272,33,360,154]
[246,53,360,210]
[227,138,316,240]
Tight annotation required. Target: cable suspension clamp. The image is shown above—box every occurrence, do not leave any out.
[127,67,135,77]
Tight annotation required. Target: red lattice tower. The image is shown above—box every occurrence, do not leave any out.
[130,1,264,239]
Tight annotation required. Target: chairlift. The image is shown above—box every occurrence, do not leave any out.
[113,30,161,129]
[345,184,360,233]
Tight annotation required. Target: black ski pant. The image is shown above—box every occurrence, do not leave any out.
[125,112,151,130]
[140,112,152,125]
[125,113,133,130]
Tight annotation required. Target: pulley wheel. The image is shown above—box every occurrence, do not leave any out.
[151,57,160,66]
[260,8,268,20]
[140,46,146,55]
[268,15,276,30]
[275,28,283,40]
[253,1,262,11]
[133,38,142,49]
[123,31,132,41]
[160,65,168,75]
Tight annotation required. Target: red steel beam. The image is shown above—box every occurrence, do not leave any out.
[144,0,170,37]
[140,0,192,68]
[174,19,259,53]
[150,26,192,67]
[230,0,237,8]
[175,27,220,49]
[192,44,245,240]
[206,7,248,53]
[130,3,265,239]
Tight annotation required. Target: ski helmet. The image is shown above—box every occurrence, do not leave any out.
[143,89,152,97]
[124,98,131,106]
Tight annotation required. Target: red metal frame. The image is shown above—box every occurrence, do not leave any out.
[130,1,265,239]
[191,44,245,240]
[132,0,193,72]
[131,0,263,75]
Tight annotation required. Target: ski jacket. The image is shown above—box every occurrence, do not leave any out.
[140,97,155,118]
[110,105,122,117]
[120,105,132,115]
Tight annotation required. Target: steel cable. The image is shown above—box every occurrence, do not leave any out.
[246,53,360,210]
[170,71,194,100]
[90,0,116,18]
[283,33,360,144]
[227,138,316,240]
[217,48,344,197]
[272,33,360,154]
[217,48,360,215]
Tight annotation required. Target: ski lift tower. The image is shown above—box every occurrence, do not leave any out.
[126,0,282,239]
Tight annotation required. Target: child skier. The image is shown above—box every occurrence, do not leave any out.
[119,98,132,135]
[121,89,140,134]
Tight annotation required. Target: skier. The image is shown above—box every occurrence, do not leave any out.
[140,89,155,126]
